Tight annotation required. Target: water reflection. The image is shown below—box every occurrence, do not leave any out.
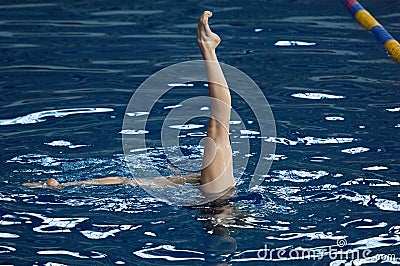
[194,188,263,265]
[1,0,400,264]
[195,191,238,265]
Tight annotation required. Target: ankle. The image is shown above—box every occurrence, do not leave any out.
[200,48,217,60]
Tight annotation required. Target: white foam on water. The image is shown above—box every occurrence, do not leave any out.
[264,154,288,161]
[274,40,316,46]
[291,93,345,100]
[169,124,204,130]
[45,140,72,147]
[341,147,370,154]
[240,130,260,135]
[119,129,149,135]
[163,104,182,110]
[0,107,113,125]
[386,107,400,112]
[0,232,20,238]
[126,111,149,117]
[266,170,329,183]
[340,177,398,187]
[133,245,204,261]
[341,219,387,229]
[16,212,88,234]
[129,147,150,153]
[352,236,400,249]
[325,116,344,121]
[144,231,157,237]
[311,156,330,160]
[265,231,345,241]
[301,136,354,145]
[37,250,106,259]
[81,229,121,240]
[263,137,298,146]
[167,83,193,87]
[7,154,61,167]
[310,156,331,162]
[43,262,68,266]
[0,196,16,202]
[263,136,355,146]
[45,140,88,149]
[80,224,141,240]
[362,166,388,171]
[0,245,16,253]
[187,132,207,137]
[340,192,400,212]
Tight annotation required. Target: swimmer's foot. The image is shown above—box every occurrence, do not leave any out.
[197,11,221,53]
[22,178,60,188]
[46,178,60,188]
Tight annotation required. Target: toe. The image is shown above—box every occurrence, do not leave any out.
[201,10,212,24]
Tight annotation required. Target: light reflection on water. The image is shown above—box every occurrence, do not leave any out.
[0,0,399,265]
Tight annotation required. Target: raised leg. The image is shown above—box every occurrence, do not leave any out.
[22,11,236,194]
[197,11,236,194]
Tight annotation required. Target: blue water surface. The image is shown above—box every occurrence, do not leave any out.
[0,0,399,265]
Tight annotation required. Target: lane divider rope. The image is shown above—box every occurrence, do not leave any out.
[341,0,400,62]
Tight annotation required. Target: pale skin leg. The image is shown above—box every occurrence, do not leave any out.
[198,11,236,194]
[23,11,235,193]
[22,174,202,189]
[22,177,137,189]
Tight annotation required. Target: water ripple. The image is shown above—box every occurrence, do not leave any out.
[264,136,355,146]
[0,107,113,125]
[133,245,204,261]
[90,10,163,16]
[0,31,106,38]
[0,232,20,238]
[264,170,329,183]
[37,250,106,259]
[0,20,137,27]
[81,224,142,240]
[0,245,16,254]
[291,92,345,100]
[0,1,399,265]
[341,219,387,229]
[0,65,121,73]
[15,212,88,234]
[338,190,400,212]
[0,3,57,9]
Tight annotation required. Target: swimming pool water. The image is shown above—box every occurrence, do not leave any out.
[1,0,399,265]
